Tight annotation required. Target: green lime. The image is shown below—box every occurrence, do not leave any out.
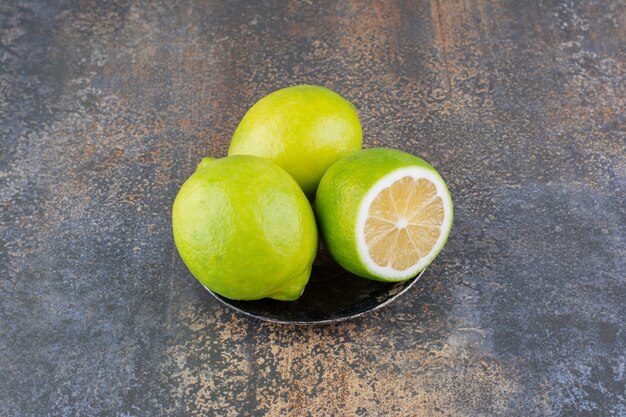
[229,85,362,197]
[172,155,318,301]
[315,148,453,282]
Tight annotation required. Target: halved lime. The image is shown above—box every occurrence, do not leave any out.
[315,148,453,281]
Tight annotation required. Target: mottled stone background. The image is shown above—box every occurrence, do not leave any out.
[1,1,625,416]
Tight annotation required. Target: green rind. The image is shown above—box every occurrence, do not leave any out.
[315,148,453,282]
[229,85,362,197]
[172,155,318,301]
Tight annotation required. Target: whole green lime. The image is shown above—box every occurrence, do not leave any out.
[316,148,453,282]
[172,155,318,301]
[229,85,362,197]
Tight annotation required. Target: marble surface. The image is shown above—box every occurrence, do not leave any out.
[1,1,624,415]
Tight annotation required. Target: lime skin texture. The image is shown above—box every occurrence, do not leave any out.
[229,84,362,197]
[172,155,318,301]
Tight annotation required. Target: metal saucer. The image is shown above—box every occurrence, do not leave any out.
[203,244,425,325]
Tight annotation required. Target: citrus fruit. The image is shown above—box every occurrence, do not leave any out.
[228,85,362,197]
[172,155,318,301]
[315,148,453,281]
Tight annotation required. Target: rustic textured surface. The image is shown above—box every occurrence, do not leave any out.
[1,1,625,416]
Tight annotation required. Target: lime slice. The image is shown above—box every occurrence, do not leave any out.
[315,148,453,281]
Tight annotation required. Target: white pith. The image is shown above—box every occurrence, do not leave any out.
[356,167,453,280]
